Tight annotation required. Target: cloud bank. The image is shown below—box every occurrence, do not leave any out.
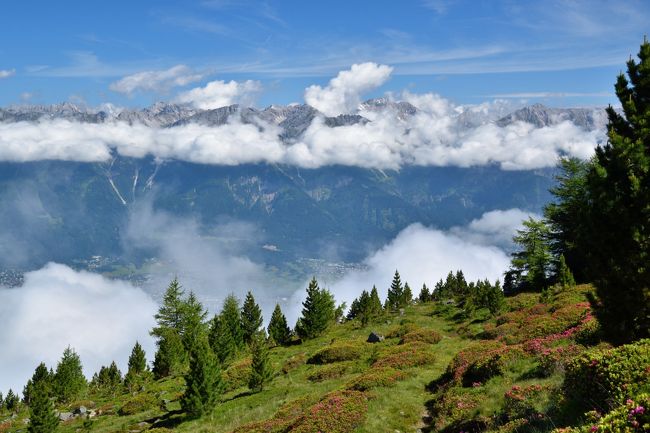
[286,208,528,324]
[0,263,157,394]
[175,79,262,109]
[304,63,393,116]
[110,65,205,96]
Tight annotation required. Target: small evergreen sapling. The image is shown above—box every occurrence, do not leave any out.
[241,291,263,345]
[267,304,291,346]
[248,331,272,392]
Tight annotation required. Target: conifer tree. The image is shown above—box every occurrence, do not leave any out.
[181,291,208,353]
[23,363,52,406]
[418,284,431,303]
[248,331,272,393]
[509,218,553,292]
[152,330,185,379]
[267,304,291,346]
[151,277,186,339]
[28,381,58,433]
[92,362,121,395]
[4,389,18,412]
[181,337,223,419]
[402,282,413,306]
[208,315,236,366]
[555,254,576,288]
[53,347,86,403]
[125,341,148,393]
[241,291,263,345]
[295,277,336,339]
[220,294,244,349]
[385,270,404,311]
[369,285,383,317]
[0,392,3,409]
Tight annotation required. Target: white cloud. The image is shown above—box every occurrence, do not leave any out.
[0,263,157,394]
[110,65,205,96]
[286,215,513,324]
[450,208,540,250]
[175,79,262,109]
[0,69,15,79]
[304,62,393,116]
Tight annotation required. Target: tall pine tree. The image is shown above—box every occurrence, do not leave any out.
[220,294,244,350]
[53,347,86,403]
[385,270,404,311]
[23,363,52,406]
[267,304,291,346]
[28,381,58,433]
[241,291,263,345]
[295,278,336,340]
[181,337,223,419]
[248,331,272,393]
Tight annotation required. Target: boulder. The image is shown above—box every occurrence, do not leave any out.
[74,406,87,415]
[367,332,384,343]
[58,412,74,422]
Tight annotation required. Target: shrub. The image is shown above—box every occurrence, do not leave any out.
[291,390,369,433]
[118,393,158,416]
[551,393,650,433]
[385,322,419,339]
[223,357,252,392]
[429,387,486,432]
[537,344,584,376]
[281,353,306,374]
[307,363,350,382]
[446,341,523,386]
[307,343,363,365]
[231,395,317,433]
[345,367,407,391]
[372,343,435,369]
[563,339,650,411]
[502,384,549,419]
[399,328,442,345]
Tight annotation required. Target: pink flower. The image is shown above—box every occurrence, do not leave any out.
[590,425,598,432]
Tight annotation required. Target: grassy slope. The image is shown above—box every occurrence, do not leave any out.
[0,284,622,433]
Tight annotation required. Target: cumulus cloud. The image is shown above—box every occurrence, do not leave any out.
[450,208,540,250]
[304,62,393,116]
[0,263,157,394]
[109,65,205,96]
[286,215,513,324]
[0,69,15,79]
[175,79,262,109]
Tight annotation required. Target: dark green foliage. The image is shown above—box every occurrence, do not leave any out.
[91,362,122,395]
[555,254,576,288]
[241,291,263,345]
[220,294,245,349]
[509,218,553,292]
[181,338,224,419]
[53,347,87,403]
[307,344,363,364]
[385,270,404,310]
[119,393,158,416]
[181,291,209,353]
[467,279,504,316]
[296,277,336,340]
[267,304,291,346]
[28,381,58,433]
[4,389,19,412]
[151,277,186,340]
[402,282,413,306]
[418,284,431,303]
[209,315,236,366]
[248,331,272,392]
[127,341,147,375]
[369,286,383,316]
[152,329,185,379]
[23,363,52,406]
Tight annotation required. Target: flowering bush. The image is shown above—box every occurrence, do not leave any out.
[118,393,158,416]
[385,322,420,339]
[345,367,407,391]
[281,353,307,374]
[551,394,650,433]
[445,341,523,386]
[307,362,350,382]
[563,339,650,411]
[429,387,488,432]
[307,343,363,364]
[291,390,369,433]
[502,384,549,419]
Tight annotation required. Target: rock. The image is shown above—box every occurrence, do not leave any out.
[74,406,87,415]
[88,410,97,418]
[367,332,384,343]
[23,418,30,425]
[58,412,74,422]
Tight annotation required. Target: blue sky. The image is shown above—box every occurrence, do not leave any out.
[0,0,648,108]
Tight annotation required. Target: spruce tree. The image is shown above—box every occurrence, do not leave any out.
[295,277,336,339]
[220,294,244,349]
[267,304,291,346]
[509,218,553,292]
[4,389,18,412]
[53,347,87,403]
[241,291,263,345]
[181,337,223,419]
[181,291,208,353]
[151,278,188,376]
[151,277,186,339]
[418,284,431,303]
[385,270,403,311]
[127,341,147,375]
[369,285,383,317]
[402,282,413,306]
[208,315,236,366]
[248,331,272,393]
[23,363,52,406]
[580,38,650,342]
[28,381,58,433]
[152,330,185,379]
[555,254,576,288]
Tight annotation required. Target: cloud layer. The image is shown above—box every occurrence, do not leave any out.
[0,263,157,394]
[175,79,262,109]
[304,63,393,116]
[110,65,205,96]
